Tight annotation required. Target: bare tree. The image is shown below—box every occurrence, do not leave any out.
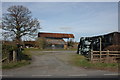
[2,5,40,43]
[35,37,48,49]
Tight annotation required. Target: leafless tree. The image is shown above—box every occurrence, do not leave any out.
[2,5,40,43]
[35,37,48,49]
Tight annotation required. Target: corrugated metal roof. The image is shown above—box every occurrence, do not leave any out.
[38,32,74,38]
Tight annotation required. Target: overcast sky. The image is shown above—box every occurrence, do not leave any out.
[2,2,118,42]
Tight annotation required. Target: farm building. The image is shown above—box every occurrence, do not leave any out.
[38,32,74,49]
[77,32,120,55]
[24,41,36,48]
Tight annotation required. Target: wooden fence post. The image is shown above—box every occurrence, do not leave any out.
[107,50,109,58]
[91,50,93,61]
[8,53,10,63]
[13,50,16,62]
[106,50,109,63]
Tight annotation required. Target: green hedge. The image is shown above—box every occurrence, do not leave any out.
[2,44,17,58]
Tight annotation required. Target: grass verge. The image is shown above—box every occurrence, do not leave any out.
[24,48,77,51]
[2,49,32,69]
[71,54,119,72]
[23,48,45,56]
[2,60,30,69]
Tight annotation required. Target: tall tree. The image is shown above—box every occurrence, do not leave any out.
[2,5,40,43]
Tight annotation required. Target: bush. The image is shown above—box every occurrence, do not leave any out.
[2,44,17,58]
[2,44,17,52]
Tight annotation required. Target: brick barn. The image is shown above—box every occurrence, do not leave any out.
[38,32,74,49]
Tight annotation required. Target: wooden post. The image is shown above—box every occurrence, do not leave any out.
[8,53,10,63]
[107,50,109,58]
[90,50,93,61]
[13,51,16,62]
[99,37,102,62]
[64,44,67,50]
[106,50,109,63]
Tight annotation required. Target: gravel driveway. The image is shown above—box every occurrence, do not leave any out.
[2,51,119,78]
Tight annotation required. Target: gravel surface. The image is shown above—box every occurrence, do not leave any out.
[2,51,119,78]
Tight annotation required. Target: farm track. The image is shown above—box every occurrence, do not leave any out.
[2,51,119,78]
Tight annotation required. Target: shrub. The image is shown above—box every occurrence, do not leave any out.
[2,43,17,58]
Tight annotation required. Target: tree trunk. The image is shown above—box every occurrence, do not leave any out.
[15,35,22,44]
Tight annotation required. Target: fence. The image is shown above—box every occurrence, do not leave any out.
[89,50,120,63]
[0,57,8,63]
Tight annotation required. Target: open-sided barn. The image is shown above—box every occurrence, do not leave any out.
[77,32,120,55]
[38,32,74,49]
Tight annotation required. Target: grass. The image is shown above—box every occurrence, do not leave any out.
[22,49,32,57]
[23,48,45,56]
[24,48,77,56]
[24,48,77,51]
[2,60,30,69]
[2,49,32,69]
[71,54,119,72]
